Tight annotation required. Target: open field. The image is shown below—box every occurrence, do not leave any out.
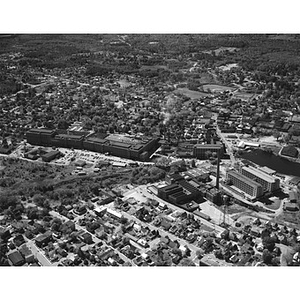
[202,84,235,93]
[140,65,169,71]
[174,88,208,99]
[233,92,255,100]
[257,197,281,210]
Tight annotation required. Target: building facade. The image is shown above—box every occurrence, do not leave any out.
[26,129,158,161]
[227,171,263,198]
[193,143,224,159]
[240,166,280,192]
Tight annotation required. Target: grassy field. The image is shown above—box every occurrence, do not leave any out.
[233,92,255,100]
[257,197,281,210]
[140,65,169,71]
[174,88,209,99]
[202,84,235,93]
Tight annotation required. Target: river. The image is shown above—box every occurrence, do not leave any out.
[240,149,300,177]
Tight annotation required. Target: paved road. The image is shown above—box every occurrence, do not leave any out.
[119,209,199,261]
[216,125,236,165]
[135,184,225,233]
[50,210,134,265]
[26,240,52,266]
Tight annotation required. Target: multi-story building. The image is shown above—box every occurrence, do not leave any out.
[51,134,84,149]
[157,179,203,205]
[26,129,158,161]
[227,171,263,198]
[26,128,57,146]
[240,166,280,192]
[193,143,224,159]
[206,187,221,204]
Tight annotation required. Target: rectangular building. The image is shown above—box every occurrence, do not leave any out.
[52,134,84,149]
[158,184,183,201]
[26,128,57,146]
[227,171,263,198]
[240,166,280,192]
[26,129,158,161]
[41,150,61,162]
[193,143,224,159]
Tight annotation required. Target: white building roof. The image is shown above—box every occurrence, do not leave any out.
[259,166,276,175]
[242,166,277,183]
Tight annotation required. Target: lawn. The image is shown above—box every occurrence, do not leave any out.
[256,197,281,210]
[233,92,255,100]
[202,84,235,93]
[174,88,208,99]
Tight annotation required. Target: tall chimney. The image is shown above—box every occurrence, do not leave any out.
[216,148,220,189]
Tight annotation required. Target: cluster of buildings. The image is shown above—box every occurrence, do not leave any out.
[26,128,159,161]
[226,165,280,199]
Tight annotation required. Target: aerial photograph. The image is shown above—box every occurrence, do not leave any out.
[1,33,300,267]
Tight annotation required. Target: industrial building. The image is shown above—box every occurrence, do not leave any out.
[26,128,57,146]
[193,142,224,159]
[240,165,280,192]
[26,128,158,161]
[41,150,61,162]
[227,171,263,198]
[206,187,221,204]
[157,179,203,205]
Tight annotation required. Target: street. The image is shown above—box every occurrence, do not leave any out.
[50,210,134,265]
[26,240,52,266]
[134,184,225,233]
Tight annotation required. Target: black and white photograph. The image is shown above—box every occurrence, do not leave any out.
[1,1,299,299]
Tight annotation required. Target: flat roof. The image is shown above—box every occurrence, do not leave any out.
[227,171,263,188]
[105,134,154,145]
[194,144,222,149]
[43,150,60,157]
[169,191,188,200]
[106,134,140,145]
[160,184,182,193]
[242,166,277,183]
[8,251,24,265]
[110,141,131,148]
[28,128,55,134]
[259,166,276,175]
[55,134,83,140]
[86,137,107,144]
[132,144,144,151]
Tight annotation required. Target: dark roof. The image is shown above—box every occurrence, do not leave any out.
[35,231,52,242]
[169,174,184,182]
[42,150,60,158]
[0,147,11,154]
[178,179,201,196]
[28,128,56,134]
[160,184,183,194]
[55,134,84,140]
[86,137,107,144]
[110,141,131,148]
[8,251,25,266]
[194,143,222,149]
[160,220,171,230]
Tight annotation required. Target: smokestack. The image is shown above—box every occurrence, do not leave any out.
[216,148,220,189]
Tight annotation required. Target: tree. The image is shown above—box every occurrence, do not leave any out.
[273,129,280,141]
[205,150,212,160]
[262,236,276,252]
[32,194,47,208]
[57,119,70,130]
[262,249,273,265]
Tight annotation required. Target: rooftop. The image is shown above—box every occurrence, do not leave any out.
[227,170,263,188]
[242,166,277,183]
[259,166,276,175]
[194,143,222,149]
